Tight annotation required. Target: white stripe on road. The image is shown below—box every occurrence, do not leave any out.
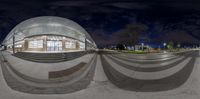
[103,55,192,80]
[108,55,185,68]
[112,54,178,62]
[93,55,108,82]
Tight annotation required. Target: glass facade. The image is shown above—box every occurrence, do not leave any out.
[28,40,43,48]
[47,41,62,51]
[65,40,76,48]
[3,16,96,53]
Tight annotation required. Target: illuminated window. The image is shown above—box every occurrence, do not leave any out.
[15,45,22,48]
[65,40,76,48]
[47,41,62,51]
[79,42,85,49]
[28,40,43,48]
[47,36,63,41]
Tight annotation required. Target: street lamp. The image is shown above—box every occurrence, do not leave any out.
[163,42,166,50]
[141,43,144,51]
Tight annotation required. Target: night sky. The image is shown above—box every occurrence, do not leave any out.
[0,0,200,47]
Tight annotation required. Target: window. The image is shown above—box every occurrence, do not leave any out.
[65,40,76,48]
[28,40,43,48]
[47,41,62,51]
[79,42,85,49]
[15,45,22,48]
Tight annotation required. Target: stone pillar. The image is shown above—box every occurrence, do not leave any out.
[44,35,47,52]
[12,34,15,53]
[85,38,87,51]
[62,39,65,51]
[76,41,80,50]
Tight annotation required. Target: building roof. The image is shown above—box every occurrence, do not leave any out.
[3,16,95,45]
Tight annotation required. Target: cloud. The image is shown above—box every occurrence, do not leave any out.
[103,2,150,10]
[48,1,95,7]
[153,2,200,11]
[87,6,123,13]
[86,28,113,46]
[163,30,200,43]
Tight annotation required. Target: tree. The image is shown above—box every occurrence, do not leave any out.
[167,41,174,50]
[120,24,148,50]
[116,44,125,50]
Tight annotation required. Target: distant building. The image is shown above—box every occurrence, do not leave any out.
[126,45,150,50]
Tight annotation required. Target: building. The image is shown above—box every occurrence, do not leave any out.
[3,16,96,53]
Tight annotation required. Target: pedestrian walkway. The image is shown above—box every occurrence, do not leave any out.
[103,55,192,80]
[0,51,199,99]
[108,54,185,68]
[2,51,94,80]
[93,55,108,82]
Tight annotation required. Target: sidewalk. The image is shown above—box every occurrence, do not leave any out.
[0,51,199,99]
[2,51,94,80]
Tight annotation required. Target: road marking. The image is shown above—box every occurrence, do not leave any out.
[93,55,108,82]
[112,54,178,62]
[103,55,192,80]
[108,55,185,68]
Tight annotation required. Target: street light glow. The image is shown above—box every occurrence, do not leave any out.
[163,42,167,46]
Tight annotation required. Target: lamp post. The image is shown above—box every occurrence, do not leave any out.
[141,43,144,51]
[163,42,166,50]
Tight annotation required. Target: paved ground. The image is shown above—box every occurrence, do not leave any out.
[0,50,200,99]
[0,51,97,94]
[101,50,197,91]
[2,51,95,80]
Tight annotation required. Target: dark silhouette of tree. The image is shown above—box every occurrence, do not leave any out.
[120,24,148,50]
[116,44,125,50]
[167,41,174,50]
